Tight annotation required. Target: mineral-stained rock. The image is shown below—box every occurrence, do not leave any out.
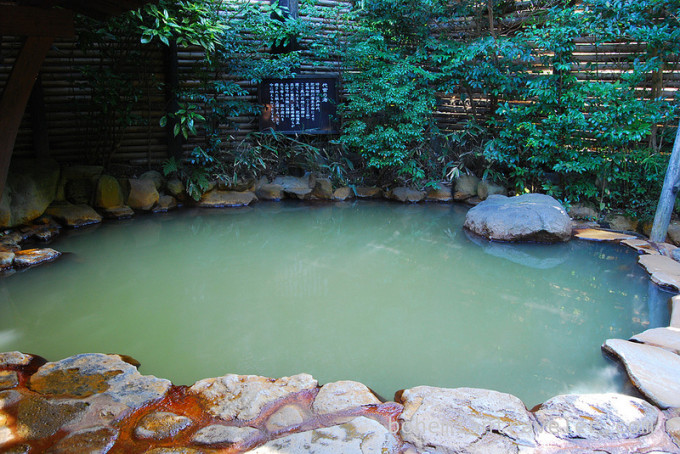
[533,393,658,440]
[388,187,425,203]
[631,327,680,355]
[46,203,102,228]
[453,174,480,201]
[247,416,398,454]
[255,184,285,201]
[265,404,306,431]
[29,353,171,408]
[0,371,18,390]
[198,190,257,208]
[355,187,383,199]
[95,175,125,210]
[0,251,14,270]
[313,381,380,415]
[126,178,160,211]
[311,178,334,200]
[463,194,572,243]
[46,427,118,454]
[145,448,206,454]
[476,180,506,201]
[638,254,680,291]
[13,248,61,268]
[1,443,30,453]
[0,351,33,366]
[399,386,535,454]
[603,339,680,408]
[192,425,261,445]
[134,411,193,440]
[14,394,88,440]
[425,185,452,202]
[102,205,135,220]
[189,373,317,421]
[333,187,354,201]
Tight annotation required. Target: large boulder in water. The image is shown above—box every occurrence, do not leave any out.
[463,193,572,243]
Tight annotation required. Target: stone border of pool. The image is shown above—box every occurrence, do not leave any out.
[2,190,680,451]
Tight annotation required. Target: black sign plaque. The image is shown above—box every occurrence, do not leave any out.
[259,76,338,134]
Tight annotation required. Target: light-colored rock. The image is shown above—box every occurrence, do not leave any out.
[534,393,658,440]
[313,381,380,415]
[272,175,312,200]
[603,339,680,408]
[192,424,261,445]
[0,371,18,390]
[333,187,354,201]
[667,417,680,446]
[189,373,317,421]
[153,195,177,213]
[145,448,205,454]
[95,175,124,209]
[476,180,507,200]
[453,174,480,201]
[13,248,61,268]
[265,404,306,431]
[389,187,425,203]
[575,228,637,242]
[0,352,33,366]
[247,416,397,454]
[102,205,135,220]
[134,411,193,440]
[668,222,680,246]
[45,427,118,454]
[463,194,572,243]
[671,295,680,329]
[126,178,160,211]
[631,327,680,355]
[622,238,659,254]
[0,251,14,270]
[255,184,284,201]
[198,190,257,208]
[29,353,171,409]
[638,254,680,291]
[355,187,383,199]
[311,178,333,200]
[399,386,535,453]
[166,178,185,199]
[569,204,598,220]
[425,185,452,202]
[46,203,102,228]
[605,214,639,232]
[140,170,164,191]
[0,158,60,228]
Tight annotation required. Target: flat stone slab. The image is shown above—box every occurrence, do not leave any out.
[622,238,661,254]
[247,416,398,454]
[399,386,535,453]
[134,411,193,440]
[46,203,102,228]
[189,373,317,421]
[102,205,135,220]
[534,393,659,440]
[312,380,380,415]
[631,327,680,355]
[575,228,638,241]
[603,339,680,408]
[464,193,572,242]
[199,190,257,208]
[192,425,261,446]
[13,248,61,268]
[638,254,680,291]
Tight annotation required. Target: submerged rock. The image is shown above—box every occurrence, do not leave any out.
[189,373,317,421]
[398,386,535,453]
[534,393,658,440]
[198,190,257,208]
[464,193,572,242]
[13,248,61,268]
[603,339,680,408]
[46,203,102,228]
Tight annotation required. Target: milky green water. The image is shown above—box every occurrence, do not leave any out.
[0,201,671,405]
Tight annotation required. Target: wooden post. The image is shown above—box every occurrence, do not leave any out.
[0,36,54,199]
[650,120,680,242]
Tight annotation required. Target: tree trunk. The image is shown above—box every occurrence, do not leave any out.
[650,119,680,242]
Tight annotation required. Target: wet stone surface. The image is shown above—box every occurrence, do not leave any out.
[0,371,18,390]
[134,411,193,440]
[192,425,261,446]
